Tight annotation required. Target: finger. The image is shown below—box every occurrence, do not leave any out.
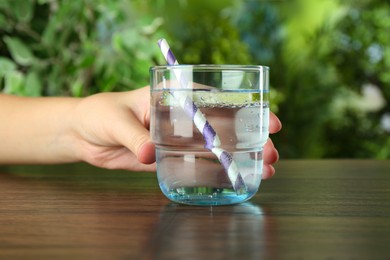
[138,141,156,164]
[117,153,156,172]
[263,138,279,165]
[262,164,275,179]
[113,109,155,165]
[100,148,156,172]
[114,88,156,165]
[269,112,282,134]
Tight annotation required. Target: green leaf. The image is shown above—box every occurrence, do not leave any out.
[112,33,124,53]
[12,0,34,23]
[24,71,42,96]
[41,19,57,47]
[0,1,10,9]
[0,57,17,78]
[71,77,84,97]
[3,36,35,66]
[4,70,25,94]
[0,13,11,31]
[118,29,139,50]
[37,0,52,4]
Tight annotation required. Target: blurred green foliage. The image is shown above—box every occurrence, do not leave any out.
[1,0,389,159]
[0,0,166,96]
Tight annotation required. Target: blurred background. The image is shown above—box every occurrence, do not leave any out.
[1,0,389,159]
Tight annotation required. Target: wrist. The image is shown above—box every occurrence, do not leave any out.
[64,97,86,163]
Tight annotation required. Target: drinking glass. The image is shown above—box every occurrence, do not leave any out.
[150,65,269,206]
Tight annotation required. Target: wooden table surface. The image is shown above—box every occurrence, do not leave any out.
[0,160,389,259]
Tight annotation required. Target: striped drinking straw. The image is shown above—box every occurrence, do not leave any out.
[157,38,247,193]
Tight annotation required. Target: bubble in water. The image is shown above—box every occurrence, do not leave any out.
[245,124,254,132]
[176,187,185,195]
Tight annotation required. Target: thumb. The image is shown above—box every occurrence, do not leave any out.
[114,110,155,165]
[116,87,156,164]
[137,141,156,164]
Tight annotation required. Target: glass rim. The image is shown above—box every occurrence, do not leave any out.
[150,64,269,71]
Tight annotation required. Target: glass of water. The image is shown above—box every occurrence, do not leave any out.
[150,65,270,206]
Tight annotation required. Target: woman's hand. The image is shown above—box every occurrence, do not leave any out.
[71,86,156,172]
[71,86,282,178]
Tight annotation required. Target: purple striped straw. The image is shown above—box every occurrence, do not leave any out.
[157,38,247,193]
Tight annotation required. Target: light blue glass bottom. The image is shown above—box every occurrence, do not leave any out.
[159,186,256,206]
[156,148,263,206]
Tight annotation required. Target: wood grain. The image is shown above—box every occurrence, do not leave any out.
[0,160,389,259]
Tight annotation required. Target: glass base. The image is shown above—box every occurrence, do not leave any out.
[160,186,256,206]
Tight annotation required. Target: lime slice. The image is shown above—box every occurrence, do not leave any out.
[161,91,261,107]
[193,91,261,107]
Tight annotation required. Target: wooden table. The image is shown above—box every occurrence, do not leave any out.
[0,160,389,259]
